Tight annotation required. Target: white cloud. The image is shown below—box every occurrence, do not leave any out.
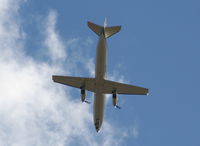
[44,10,66,61]
[133,127,139,139]
[0,0,131,146]
[85,58,95,77]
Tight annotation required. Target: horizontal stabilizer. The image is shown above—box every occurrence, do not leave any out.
[87,21,121,38]
[104,26,121,38]
[88,22,103,36]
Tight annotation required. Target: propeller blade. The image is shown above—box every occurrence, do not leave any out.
[84,100,91,104]
[115,105,121,109]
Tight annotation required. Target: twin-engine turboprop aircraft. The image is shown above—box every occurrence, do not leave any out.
[52,20,149,132]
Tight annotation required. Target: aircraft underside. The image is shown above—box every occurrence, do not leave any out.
[52,21,149,132]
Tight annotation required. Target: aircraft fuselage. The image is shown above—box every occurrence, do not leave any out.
[93,34,107,132]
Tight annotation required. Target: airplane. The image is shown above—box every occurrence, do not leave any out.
[52,20,149,132]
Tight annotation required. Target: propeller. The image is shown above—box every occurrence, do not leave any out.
[115,105,121,109]
[84,100,91,104]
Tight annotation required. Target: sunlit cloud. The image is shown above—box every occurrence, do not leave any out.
[44,10,66,61]
[0,0,131,146]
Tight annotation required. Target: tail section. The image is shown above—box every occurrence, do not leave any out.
[87,21,121,38]
[104,26,121,38]
[87,22,103,36]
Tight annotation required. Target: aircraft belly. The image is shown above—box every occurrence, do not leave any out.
[53,21,148,132]
[93,93,105,129]
[95,35,107,79]
[93,34,107,132]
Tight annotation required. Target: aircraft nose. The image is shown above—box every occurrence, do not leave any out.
[95,119,100,132]
[95,127,100,132]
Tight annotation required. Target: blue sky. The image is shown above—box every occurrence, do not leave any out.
[1,0,200,146]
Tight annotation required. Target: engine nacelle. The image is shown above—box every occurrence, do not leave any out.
[112,93,117,107]
[81,89,86,102]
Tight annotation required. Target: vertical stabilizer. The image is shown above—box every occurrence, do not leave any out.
[87,21,121,38]
[104,17,108,28]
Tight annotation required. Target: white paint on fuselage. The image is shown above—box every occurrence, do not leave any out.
[93,34,107,132]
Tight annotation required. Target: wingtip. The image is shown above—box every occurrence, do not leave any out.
[146,88,149,96]
[52,75,56,81]
[87,21,91,25]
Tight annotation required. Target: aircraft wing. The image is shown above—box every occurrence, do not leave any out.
[52,76,95,92]
[102,79,149,95]
[52,76,148,95]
